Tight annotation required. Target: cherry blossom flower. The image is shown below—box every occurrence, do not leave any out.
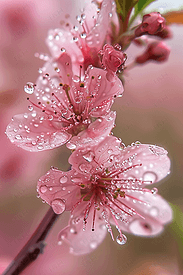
[99,44,127,81]
[46,0,117,74]
[6,53,123,152]
[37,136,172,255]
[135,12,166,37]
[135,41,170,64]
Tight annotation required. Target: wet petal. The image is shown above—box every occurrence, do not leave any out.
[58,205,107,255]
[86,67,123,116]
[69,135,121,174]
[6,112,71,152]
[110,191,172,236]
[37,168,87,211]
[67,111,116,150]
[86,0,114,51]
[118,143,170,185]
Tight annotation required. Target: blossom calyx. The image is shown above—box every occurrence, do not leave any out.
[135,42,170,64]
[135,12,166,37]
[99,44,127,81]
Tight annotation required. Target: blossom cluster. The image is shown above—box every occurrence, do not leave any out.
[6,0,172,255]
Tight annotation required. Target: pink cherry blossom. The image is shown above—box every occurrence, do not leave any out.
[99,44,127,81]
[46,0,117,74]
[6,53,123,152]
[135,41,170,64]
[37,136,172,255]
[135,12,166,37]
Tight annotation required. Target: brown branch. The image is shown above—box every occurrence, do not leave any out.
[3,207,59,275]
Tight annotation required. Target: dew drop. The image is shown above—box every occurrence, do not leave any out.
[149,145,168,156]
[151,187,158,195]
[71,177,82,183]
[143,172,157,183]
[70,226,77,234]
[24,82,35,94]
[15,135,22,140]
[37,145,44,150]
[149,207,159,217]
[61,48,66,53]
[51,199,65,214]
[40,185,48,193]
[129,220,152,235]
[80,32,87,38]
[60,176,68,184]
[58,241,62,245]
[90,241,97,249]
[83,151,94,162]
[79,163,92,173]
[116,234,127,245]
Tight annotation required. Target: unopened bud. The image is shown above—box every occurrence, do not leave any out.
[136,42,170,64]
[135,12,165,37]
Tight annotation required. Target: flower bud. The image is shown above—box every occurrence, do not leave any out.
[154,25,173,39]
[135,12,166,37]
[135,42,170,64]
[99,44,127,81]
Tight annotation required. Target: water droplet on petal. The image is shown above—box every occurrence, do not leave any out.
[83,151,94,162]
[80,32,87,38]
[90,241,98,249]
[70,226,77,234]
[58,241,62,245]
[129,219,152,235]
[116,234,127,245]
[71,177,82,183]
[143,172,157,183]
[149,207,159,217]
[15,135,22,140]
[79,163,92,173]
[40,185,48,193]
[60,176,68,184]
[149,145,168,156]
[51,199,65,214]
[151,187,158,194]
[61,48,66,53]
[24,82,35,94]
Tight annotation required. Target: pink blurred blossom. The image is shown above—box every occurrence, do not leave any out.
[37,137,172,255]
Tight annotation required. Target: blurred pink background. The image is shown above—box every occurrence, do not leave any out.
[0,0,183,274]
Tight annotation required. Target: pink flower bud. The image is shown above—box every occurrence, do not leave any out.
[99,44,127,81]
[135,12,166,37]
[136,42,170,64]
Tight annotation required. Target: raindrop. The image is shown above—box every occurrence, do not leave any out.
[83,151,94,162]
[28,105,33,111]
[58,241,62,245]
[73,37,78,42]
[149,207,159,217]
[129,220,152,235]
[90,241,97,249]
[51,199,65,214]
[71,177,82,183]
[151,187,158,195]
[143,172,157,183]
[37,145,44,150]
[60,176,68,184]
[79,163,91,173]
[109,12,113,18]
[61,48,66,53]
[149,145,168,156]
[70,226,77,234]
[24,82,35,94]
[80,32,87,38]
[40,185,48,193]
[15,135,22,140]
[116,234,127,245]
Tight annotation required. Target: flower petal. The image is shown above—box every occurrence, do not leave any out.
[37,168,86,212]
[118,143,170,185]
[67,111,116,150]
[58,205,107,255]
[86,67,123,116]
[86,0,114,51]
[69,135,121,174]
[6,112,71,152]
[46,29,84,76]
[110,191,172,236]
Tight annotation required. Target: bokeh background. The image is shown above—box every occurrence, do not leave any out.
[0,0,183,274]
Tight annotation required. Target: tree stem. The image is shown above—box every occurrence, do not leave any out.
[3,207,59,275]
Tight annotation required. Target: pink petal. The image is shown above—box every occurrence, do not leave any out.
[86,67,123,116]
[118,143,170,185]
[86,0,114,51]
[6,112,71,152]
[37,168,86,212]
[46,29,84,76]
[58,205,107,255]
[110,191,172,236]
[67,111,116,150]
[69,135,121,174]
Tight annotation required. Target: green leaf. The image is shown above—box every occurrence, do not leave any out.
[116,0,138,20]
[129,0,156,26]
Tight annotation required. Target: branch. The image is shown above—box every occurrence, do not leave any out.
[3,207,59,275]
